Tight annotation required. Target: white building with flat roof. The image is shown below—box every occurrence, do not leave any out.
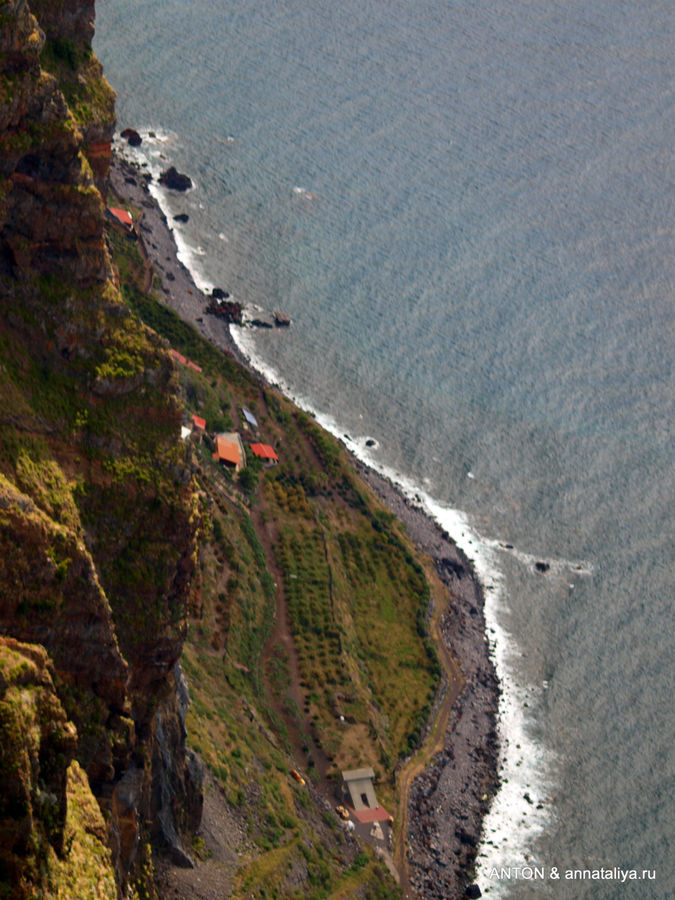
[341,767,378,811]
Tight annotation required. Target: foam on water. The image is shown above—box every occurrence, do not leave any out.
[113,132,216,295]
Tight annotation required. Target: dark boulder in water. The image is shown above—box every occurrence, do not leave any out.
[159,167,193,191]
[211,287,230,299]
[121,128,142,146]
[465,886,482,899]
[535,561,550,573]
[173,213,189,223]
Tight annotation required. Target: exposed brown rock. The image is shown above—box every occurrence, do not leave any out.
[0,0,201,895]
[28,0,97,48]
[0,637,77,889]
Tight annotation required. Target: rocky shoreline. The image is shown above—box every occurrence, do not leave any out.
[358,466,500,899]
[108,148,500,900]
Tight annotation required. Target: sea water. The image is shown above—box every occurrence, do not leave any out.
[94,1,674,896]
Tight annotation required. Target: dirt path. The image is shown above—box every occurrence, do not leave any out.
[358,464,499,900]
[255,506,334,792]
[393,567,465,896]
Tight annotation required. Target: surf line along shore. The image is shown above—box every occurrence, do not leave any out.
[108,149,500,900]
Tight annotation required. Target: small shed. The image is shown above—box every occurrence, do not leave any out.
[242,407,259,430]
[107,206,133,230]
[191,414,206,431]
[250,443,279,465]
[213,433,246,473]
[341,768,378,812]
[170,349,187,366]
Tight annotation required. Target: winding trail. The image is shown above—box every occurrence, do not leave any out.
[393,567,465,898]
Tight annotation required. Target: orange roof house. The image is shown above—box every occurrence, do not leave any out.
[107,206,133,229]
[191,414,206,431]
[250,443,279,464]
[213,433,246,473]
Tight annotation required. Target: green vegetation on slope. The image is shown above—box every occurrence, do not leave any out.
[105,205,444,897]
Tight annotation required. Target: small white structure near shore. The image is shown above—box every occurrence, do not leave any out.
[341,767,378,812]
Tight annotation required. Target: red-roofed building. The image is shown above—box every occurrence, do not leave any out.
[213,433,246,473]
[250,443,279,464]
[107,206,133,230]
[170,349,187,366]
[191,414,206,431]
[350,805,391,824]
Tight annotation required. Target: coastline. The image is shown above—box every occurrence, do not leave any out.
[358,464,499,899]
[109,148,500,899]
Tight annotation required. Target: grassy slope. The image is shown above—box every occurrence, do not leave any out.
[107,214,443,898]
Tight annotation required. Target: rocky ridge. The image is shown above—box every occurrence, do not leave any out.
[0,1,201,896]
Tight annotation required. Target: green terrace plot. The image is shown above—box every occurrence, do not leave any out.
[275,521,350,692]
[182,559,399,900]
[198,492,276,686]
[265,474,440,780]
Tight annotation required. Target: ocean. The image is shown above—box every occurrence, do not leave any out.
[94,1,674,896]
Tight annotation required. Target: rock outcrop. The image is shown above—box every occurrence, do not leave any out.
[0,0,201,895]
[0,637,118,899]
[159,166,192,191]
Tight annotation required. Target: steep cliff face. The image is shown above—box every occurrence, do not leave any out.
[30,0,115,188]
[0,1,200,894]
[0,637,119,898]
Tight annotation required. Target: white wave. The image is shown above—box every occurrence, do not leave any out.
[113,128,177,178]
[145,180,211,292]
[114,132,215,296]
[486,537,593,578]
[292,185,318,200]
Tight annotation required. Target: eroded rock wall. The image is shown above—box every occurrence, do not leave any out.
[0,0,201,894]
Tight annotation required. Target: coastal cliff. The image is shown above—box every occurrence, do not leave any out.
[0,0,200,894]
